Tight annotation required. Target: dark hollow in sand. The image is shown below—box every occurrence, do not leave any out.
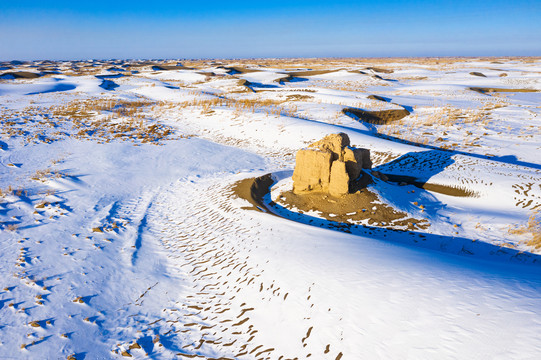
[99,79,119,91]
[365,67,394,74]
[0,71,42,79]
[236,79,256,92]
[274,69,343,84]
[367,94,390,102]
[152,65,193,71]
[469,87,539,94]
[219,66,260,75]
[469,72,486,77]
[342,107,410,125]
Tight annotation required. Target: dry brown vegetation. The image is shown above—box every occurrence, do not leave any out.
[30,168,67,182]
[374,100,513,151]
[0,185,28,199]
[0,98,179,145]
[510,211,541,250]
[184,56,540,73]
[155,94,304,119]
[55,99,175,143]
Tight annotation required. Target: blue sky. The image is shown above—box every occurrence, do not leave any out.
[1,0,540,60]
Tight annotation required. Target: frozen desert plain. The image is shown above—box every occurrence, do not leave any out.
[0,57,541,359]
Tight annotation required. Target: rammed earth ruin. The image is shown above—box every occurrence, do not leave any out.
[292,133,372,197]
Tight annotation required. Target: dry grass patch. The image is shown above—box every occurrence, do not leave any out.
[52,98,177,143]
[175,94,304,118]
[1,97,178,145]
[510,211,541,250]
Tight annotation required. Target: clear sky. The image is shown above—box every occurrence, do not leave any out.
[1,0,540,61]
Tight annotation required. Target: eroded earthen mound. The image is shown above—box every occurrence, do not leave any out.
[292,133,371,197]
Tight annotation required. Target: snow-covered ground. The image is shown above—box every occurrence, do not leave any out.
[1,58,540,359]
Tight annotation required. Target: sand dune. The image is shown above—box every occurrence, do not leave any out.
[1,57,541,359]
[0,71,42,79]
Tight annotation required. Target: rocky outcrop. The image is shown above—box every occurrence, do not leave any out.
[292,133,371,197]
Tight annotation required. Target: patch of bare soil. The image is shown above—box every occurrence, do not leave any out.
[152,64,194,71]
[367,94,390,102]
[348,69,368,75]
[469,71,487,77]
[220,66,260,75]
[365,67,394,74]
[231,174,276,214]
[235,79,256,92]
[274,70,341,84]
[0,71,42,79]
[342,107,410,124]
[277,178,427,230]
[469,87,539,94]
[274,74,295,84]
[232,174,428,230]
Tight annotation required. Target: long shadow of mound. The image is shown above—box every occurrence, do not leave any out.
[95,73,127,79]
[26,83,76,95]
[99,79,119,91]
[274,69,346,85]
[372,150,478,197]
[379,132,541,170]
[234,173,541,269]
[375,149,454,180]
[340,110,541,170]
[275,75,310,85]
[239,79,280,90]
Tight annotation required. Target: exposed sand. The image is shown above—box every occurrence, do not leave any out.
[469,86,540,94]
[342,107,411,124]
[0,71,41,79]
[232,173,428,230]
